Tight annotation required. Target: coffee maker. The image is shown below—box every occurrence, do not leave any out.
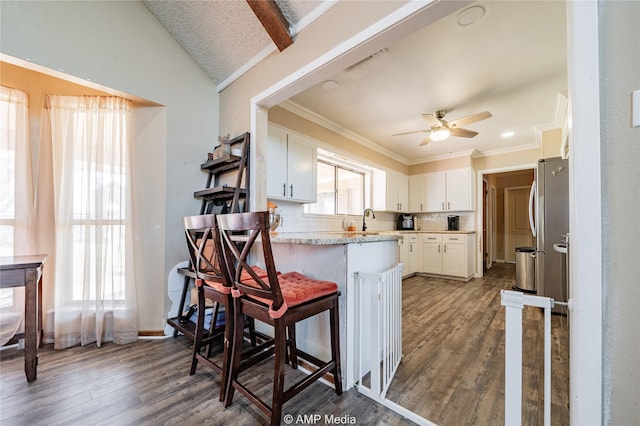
[447,215,460,231]
[397,214,415,230]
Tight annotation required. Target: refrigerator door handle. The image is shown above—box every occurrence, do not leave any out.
[529,180,537,237]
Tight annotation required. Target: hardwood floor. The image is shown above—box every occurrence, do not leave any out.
[0,335,413,425]
[386,264,569,425]
[0,263,568,425]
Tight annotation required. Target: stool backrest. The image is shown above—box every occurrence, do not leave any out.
[183,214,225,284]
[216,211,284,310]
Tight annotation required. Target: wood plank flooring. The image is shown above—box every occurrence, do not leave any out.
[0,263,568,425]
[0,334,412,425]
[386,263,569,426]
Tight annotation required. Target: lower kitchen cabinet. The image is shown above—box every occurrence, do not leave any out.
[398,233,418,277]
[419,233,475,279]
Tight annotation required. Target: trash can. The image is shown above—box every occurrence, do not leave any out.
[515,247,536,292]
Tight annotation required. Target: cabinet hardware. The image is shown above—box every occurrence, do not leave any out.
[448,202,451,210]
[438,244,441,253]
[444,245,447,253]
[290,184,294,197]
[450,237,458,240]
[442,202,445,210]
[282,183,286,197]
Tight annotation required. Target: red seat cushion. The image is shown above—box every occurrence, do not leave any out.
[202,265,270,295]
[239,270,338,309]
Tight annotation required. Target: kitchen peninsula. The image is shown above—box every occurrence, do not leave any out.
[250,232,400,390]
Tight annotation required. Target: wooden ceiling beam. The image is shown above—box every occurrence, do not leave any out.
[246,0,293,51]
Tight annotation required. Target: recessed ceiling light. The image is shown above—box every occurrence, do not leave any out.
[501,131,515,138]
[457,5,486,27]
[321,80,340,92]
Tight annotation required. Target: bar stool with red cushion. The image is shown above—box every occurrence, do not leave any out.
[183,214,266,401]
[217,211,343,426]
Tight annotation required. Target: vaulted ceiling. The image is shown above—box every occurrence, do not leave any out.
[142,1,568,163]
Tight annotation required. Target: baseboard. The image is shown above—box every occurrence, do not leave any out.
[138,330,166,337]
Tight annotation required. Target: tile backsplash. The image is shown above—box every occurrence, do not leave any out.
[268,200,475,233]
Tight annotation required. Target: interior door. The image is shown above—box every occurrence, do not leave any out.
[505,186,534,262]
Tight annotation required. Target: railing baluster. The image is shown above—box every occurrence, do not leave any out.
[501,290,557,426]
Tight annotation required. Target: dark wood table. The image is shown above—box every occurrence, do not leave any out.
[0,255,46,382]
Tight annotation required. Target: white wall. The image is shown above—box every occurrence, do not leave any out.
[599,1,640,424]
[1,1,218,332]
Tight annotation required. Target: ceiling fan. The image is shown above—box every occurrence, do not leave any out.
[393,109,492,145]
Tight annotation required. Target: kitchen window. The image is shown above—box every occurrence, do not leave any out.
[306,159,365,216]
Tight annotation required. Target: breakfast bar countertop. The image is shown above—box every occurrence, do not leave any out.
[268,232,400,245]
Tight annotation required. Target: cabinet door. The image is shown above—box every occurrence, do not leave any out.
[286,133,317,202]
[398,173,409,212]
[385,171,400,211]
[442,242,466,277]
[409,174,426,212]
[425,172,446,212]
[267,126,288,199]
[446,169,472,211]
[420,235,443,274]
[398,236,410,277]
[408,237,419,275]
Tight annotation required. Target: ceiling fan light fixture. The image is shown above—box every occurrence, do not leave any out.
[430,128,451,142]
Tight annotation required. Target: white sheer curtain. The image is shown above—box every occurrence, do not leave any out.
[42,95,138,349]
[0,86,35,346]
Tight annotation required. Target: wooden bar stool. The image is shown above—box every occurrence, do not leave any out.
[217,211,343,426]
[183,214,233,402]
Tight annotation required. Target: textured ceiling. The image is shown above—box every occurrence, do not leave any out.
[143,0,568,163]
[142,0,323,85]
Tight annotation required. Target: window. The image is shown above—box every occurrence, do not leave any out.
[306,159,365,216]
[0,86,29,310]
[47,96,131,304]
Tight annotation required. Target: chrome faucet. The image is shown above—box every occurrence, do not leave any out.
[362,208,376,232]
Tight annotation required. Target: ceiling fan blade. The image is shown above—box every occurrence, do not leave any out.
[449,111,492,128]
[450,127,478,138]
[392,129,429,136]
[421,113,444,127]
[419,138,431,146]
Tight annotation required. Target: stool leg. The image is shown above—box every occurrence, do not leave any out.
[330,300,343,395]
[224,299,245,407]
[219,299,232,402]
[190,288,206,375]
[271,321,287,426]
[287,324,298,369]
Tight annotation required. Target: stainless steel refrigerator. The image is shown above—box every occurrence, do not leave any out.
[529,157,569,313]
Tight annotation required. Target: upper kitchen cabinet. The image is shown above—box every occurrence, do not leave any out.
[373,169,409,212]
[424,168,474,212]
[409,174,426,213]
[386,171,409,212]
[267,125,317,203]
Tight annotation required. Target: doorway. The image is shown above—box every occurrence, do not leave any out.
[481,169,534,270]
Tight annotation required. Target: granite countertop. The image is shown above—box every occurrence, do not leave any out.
[391,230,477,235]
[269,231,400,245]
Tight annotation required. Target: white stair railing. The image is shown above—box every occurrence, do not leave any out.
[501,289,568,426]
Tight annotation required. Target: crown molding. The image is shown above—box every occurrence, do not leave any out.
[474,142,541,158]
[407,149,479,165]
[279,100,411,165]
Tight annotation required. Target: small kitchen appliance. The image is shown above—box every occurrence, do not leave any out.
[397,214,415,230]
[447,215,460,231]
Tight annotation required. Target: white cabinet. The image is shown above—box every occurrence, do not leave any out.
[420,234,443,274]
[419,233,475,279]
[409,174,426,212]
[424,168,473,212]
[373,170,408,212]
[385,171,409,212]
[267,125,317,203]
[398,233,418,277]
